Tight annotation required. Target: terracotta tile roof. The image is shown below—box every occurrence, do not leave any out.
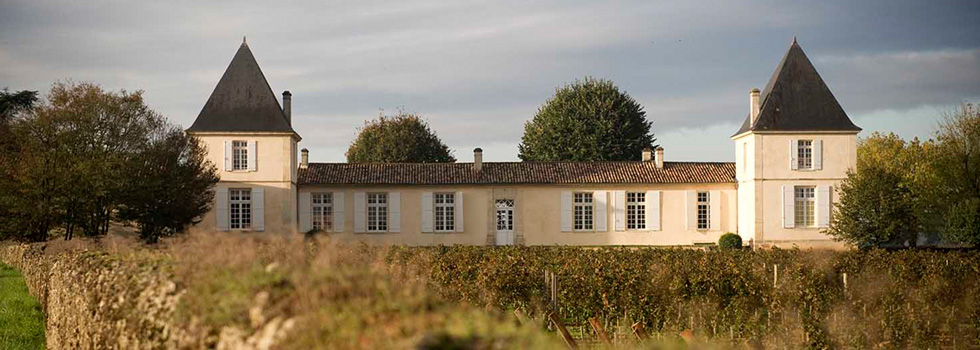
[298,161,735,185]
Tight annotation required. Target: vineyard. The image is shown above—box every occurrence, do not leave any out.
[388,246,980,349]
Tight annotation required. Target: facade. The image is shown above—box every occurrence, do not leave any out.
[188,38,859,247]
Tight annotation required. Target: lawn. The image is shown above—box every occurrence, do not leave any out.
[0,262,45,350]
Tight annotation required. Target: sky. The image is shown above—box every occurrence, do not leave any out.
[1,1,978,163]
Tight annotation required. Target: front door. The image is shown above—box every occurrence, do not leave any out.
[495,199,515,245]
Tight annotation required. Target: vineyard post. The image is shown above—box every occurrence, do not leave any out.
[549,311,578,350]
[842,272,848,296]
[589,317,612,345]
[773,264,779,286]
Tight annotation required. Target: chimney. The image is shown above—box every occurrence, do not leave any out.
[749,88,760,127]
[473,148,483,172]
[300,148,308,169]
[655,146,664,168]
[282,91,292,126]
[641,147,653,162]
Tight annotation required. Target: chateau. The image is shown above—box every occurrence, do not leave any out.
[187,38,859,247]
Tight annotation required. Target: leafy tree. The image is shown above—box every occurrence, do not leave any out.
[0,88,38,123]
[932,103,980,244]
[346,111,455,163]
[827,165,918,248]
[518,77,655,161]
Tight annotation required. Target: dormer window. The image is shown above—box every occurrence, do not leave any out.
[232,140,248,170]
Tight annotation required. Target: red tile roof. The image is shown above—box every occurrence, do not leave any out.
[298,161,735,185]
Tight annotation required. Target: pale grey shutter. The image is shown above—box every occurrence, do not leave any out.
[814,140,823,170]
[454,191,464,232]
[560,191,573,232]
[216,188,229,231]
[333,192,345,232]
[421,192,434,232]
[790,140,799,170]
[646,190,660,231]
[354,192,366,233]
[389,192,401,232]
[223,141,232,171]
[817,185,831,227]
[299,192,312,232]
[685,190,697,230]
[247,141,257,172]
[709,190,721,231]
[782,186,795,228]
[252,188,264,231]
[594,191,607,231]
[613,191,626,231]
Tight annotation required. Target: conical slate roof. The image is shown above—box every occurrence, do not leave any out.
[188,41,294,133]
[733,39,861,136]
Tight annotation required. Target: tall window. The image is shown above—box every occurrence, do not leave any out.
[312,193,333,231]
[697,191,709,230]
[232,140,248,170]
[367,193,388,232]
[797,140,813,170]
[795,186,816,227]
[434,193,455,232]
[496,199,514,231]
[229,188,252,229]
[573,192,594,231]
[627,192,646,230]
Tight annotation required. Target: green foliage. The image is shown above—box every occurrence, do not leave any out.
[933,103,980,245]
[718,233,742,249]
[943,198,980,246]
[518,77,655,161]
[828,166,919,248]
[346,111,455,163]
[0,262,45,350]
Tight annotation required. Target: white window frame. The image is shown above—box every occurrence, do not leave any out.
[697,191,709,230]
[312,192,333,231]
[573,192,594,231]
[366,192,388,232]
[495,199,515,232]
[232,140,248,171]
[797,140,813,170]
[626,192,646,230]
[795,186,816,227]
[434,192,455,232]
[229,188,251,230]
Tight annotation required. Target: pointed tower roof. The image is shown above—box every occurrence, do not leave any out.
[188,40,295,133]
[733,39,860,136]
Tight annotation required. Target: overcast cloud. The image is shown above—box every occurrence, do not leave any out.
[1,1,978,162]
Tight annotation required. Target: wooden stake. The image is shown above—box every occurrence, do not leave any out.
[773,264,779,286]
[589,317,612,345]
[514,309,529,325]
[631,322,649,340]
[549,311,578,350]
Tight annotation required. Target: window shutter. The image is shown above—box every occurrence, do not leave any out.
[455,191,464,232]
[817,185,831,227]
[594,191,607,232]
[354,192,366,233]
[685,190,696,230]
[790,140,799,170]
[333,192,345,232]
[613,191,626,231]
[389,192,401,232]
[247,141,257,172]
[421,192,434,232]
[252,188,264,231]
[560,191,572,232]
[299,192,311,232]
[223,141,232,171]
[814,140,823,170]
[646,190,660,231]
[709,190,721,231]
[782,186,795,228]
[216,188,229,231]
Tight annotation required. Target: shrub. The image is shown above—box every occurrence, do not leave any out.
[718,232,742,249]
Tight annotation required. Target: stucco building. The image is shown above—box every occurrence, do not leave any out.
[187,38,859,247]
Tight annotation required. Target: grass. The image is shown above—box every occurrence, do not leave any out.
[0,262,45,350]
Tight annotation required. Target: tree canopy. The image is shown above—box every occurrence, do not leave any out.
[518,77,655,161]
[346,111,455,163]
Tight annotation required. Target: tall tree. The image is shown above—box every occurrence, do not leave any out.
[346,111,455,163]
[518,77,655,161]
[933,103,980,245]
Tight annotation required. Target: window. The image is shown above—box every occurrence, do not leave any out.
[229,188,251,229]
[495,199,514,231]
[434,193,455,232]
[232,140,248,170]
[573,192,594,231]
[627,192,646,230]
[367,193,388,232]
[797,140,813,170]
[795,186,816,227]
[312,193,333,231]
[697,191,709,230]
